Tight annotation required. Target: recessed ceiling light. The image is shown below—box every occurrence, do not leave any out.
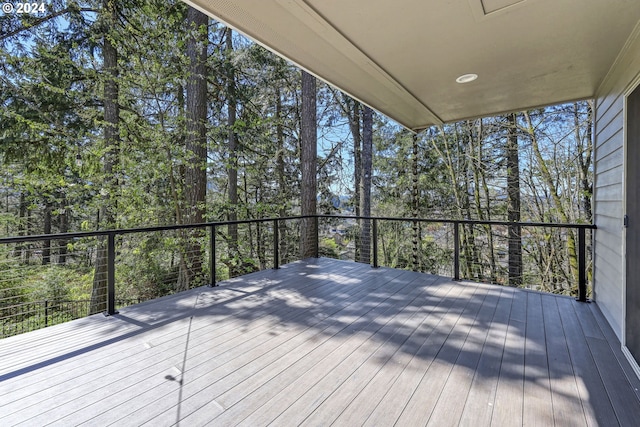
[456,73,478,84]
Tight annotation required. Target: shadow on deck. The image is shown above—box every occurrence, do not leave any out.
[1,258,639,426]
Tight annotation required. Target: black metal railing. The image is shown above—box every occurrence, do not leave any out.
[316,215,595,302]
[0,215,595,337]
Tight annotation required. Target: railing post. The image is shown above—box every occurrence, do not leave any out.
[314,216,319,258]
[273,219,280,269]
[453,221,460,281]
[209,225,217,287]
[44,300,48,327]
[106,232,117,315]
[372,218,379,268]
[577,227,588,302]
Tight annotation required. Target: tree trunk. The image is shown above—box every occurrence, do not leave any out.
[349,101,362,260]
[184,6,208,226]
[43,201,51,265]
[90,0,120,314]
[178,6,208,290]
[576,101,593,222]
[360,106,373,264]
[226,28,239,267]
[300,70,317,259]
[276,87,289,263]
[507,113,522,287]
[412,133,420,271]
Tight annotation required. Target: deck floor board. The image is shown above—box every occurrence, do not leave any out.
[424,283,501,427]
[458,287,514,426]
[542,294,587,426]
[490,289,526,427]
[1,258,639,426]
[522,292,554,426]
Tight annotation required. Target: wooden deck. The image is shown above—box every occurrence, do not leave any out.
[1,258,640,426]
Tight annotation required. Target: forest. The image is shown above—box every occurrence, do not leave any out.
[0,1,593,336]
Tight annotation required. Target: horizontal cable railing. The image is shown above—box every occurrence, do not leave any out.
[0,215,595,338]
[316,215,594,300]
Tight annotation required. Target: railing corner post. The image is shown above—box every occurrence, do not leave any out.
[453,221,460,281]
[577,226,588,302]
[372,218,379,268]
[273,219,280,269]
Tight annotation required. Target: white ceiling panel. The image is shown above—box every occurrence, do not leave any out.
[184,0,640,130]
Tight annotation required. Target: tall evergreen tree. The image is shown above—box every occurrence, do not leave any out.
[300,70,317,258]
[360,106,372,264]
[90,0,121,314]
[225,28,240,270]
[179,5,209,289]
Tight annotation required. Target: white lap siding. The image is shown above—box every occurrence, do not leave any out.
[594,24,640,340]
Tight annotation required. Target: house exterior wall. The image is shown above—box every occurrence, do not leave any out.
[594,23,640,341]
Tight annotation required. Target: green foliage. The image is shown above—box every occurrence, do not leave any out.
[116,234,182,299]
[220,254,259,278]
[319,237,340,259]
[0,245,28,307]
[30,268,72,302]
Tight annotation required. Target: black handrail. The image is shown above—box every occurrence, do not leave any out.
[0,215,318,244]
[316,214,596,229]
[0,214,595,245]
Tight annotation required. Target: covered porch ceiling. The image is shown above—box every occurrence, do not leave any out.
[183,0,640,131]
